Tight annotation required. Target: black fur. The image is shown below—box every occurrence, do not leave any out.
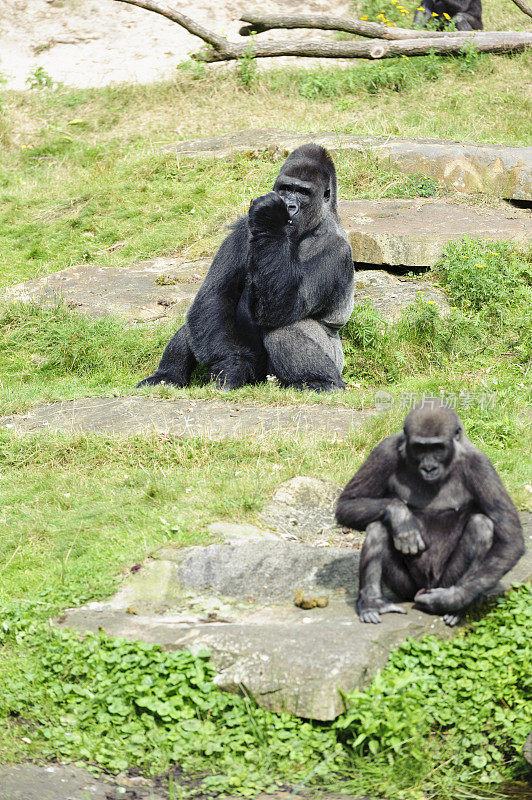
[138,144,354,392]
[336,405,524,626]
[413,0,482,30]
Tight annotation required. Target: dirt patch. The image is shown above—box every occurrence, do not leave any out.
[0,0,351,90]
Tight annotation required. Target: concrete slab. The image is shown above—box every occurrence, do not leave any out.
[0,396,372,439]
[3,256,211,323]
[352,270,449,320]
[340,199,531,267]
[165,129,532,201]
[0,763,165,800]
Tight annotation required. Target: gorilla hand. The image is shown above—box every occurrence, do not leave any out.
[385,500,426,555]
[249,191,290,233]
[414,586,467,620]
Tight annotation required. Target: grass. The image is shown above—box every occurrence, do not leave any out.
[0,5,531,795]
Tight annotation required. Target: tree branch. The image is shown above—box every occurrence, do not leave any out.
[508,0,532,19]
[113,0,532,61]
[238,12,468,40]
[196,32,532,61]
[114,0,229,50]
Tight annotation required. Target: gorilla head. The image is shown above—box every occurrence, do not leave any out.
[402,405,462,484]
[273,144,339,232]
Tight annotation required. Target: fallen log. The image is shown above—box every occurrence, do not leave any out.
[238,12,470,40]
[115,0,532,61]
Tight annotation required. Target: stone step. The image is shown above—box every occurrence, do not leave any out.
[56,477,532,721]
[5,198,530,322]
[165,129,532,201]
[340,198,531,267]
[0,396,373,438]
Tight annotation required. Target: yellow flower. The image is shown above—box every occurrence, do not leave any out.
[431,11,439,15]
[417,5,424,9]
[401,54,410,59]
[360,13,368,19]
[475,264,486,269]
[450,306,457,310]
[443,12,451,18]
[427,301,435,304]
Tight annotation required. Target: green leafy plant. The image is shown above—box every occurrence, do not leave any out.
[437,237,531,311]
[26,66,55,90]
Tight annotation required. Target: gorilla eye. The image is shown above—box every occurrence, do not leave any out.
[324,188,331,200]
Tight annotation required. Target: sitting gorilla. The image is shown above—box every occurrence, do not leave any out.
[336,404,524,626]
[138,145,354,393]
[413,0,482,30]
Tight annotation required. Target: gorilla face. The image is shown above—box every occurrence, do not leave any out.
[403,405,462,484]
[273,174,331,233]
[272,143,337,234]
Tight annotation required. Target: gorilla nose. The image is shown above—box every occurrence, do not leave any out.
[286,200,299,218]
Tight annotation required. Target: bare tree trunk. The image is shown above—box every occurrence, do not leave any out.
[508,0,532,19]
[114,0,532,61]
[238,12,468,40]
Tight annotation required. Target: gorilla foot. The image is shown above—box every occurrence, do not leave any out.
[288,378,346,393]
[357,597,407,624]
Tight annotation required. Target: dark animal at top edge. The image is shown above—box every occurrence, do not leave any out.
[138,144,354,393]
[336,404,524,626]
[413,0,482,30]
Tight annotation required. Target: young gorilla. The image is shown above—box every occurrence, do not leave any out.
[138,145,354,393]
[336,405,524,626]
[413,0,482,30]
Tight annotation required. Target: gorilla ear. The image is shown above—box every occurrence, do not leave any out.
[454,426,462,438]
[324,187,331,200]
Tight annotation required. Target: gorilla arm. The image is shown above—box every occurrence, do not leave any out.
[247,192,353,331]
[335,436,426,556]
[415,450,525,614]
[186,219,262,386]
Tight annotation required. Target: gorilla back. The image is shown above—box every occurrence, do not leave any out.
[138,144,354,392]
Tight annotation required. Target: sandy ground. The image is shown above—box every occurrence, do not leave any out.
[0,0,352,89]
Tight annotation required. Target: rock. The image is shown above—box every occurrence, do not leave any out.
[3,257,211,323]
[340,199,532,268]
[260,476,343,542]
[165,130,532,201]
[56,509,532,721]
[0,396,372,439]
[207,521,282,544]
[524,730,532,766]
[4,200,528,326]
[352,270,449,322]
[0,763,165,800]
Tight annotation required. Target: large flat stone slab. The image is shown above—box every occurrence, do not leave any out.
[57,535,453,720]
[56,473,532,722]
[3,256,211,323]
[3,198,528,323]
[340,199,531,267]
[0,396,372,438]
[0,764,165,800]
[165,130,532,201]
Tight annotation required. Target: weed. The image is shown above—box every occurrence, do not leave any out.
[437,238,532,312]
[236,44,258,89]
[26,66,55,90]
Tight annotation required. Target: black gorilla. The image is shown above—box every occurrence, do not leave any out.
[139,145,354,393]
[336,404,524,626]
[413,0,482,30]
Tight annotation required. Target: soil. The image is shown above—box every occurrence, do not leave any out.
[0,0,351,90]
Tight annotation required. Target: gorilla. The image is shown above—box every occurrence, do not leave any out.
[336,404,524,626]
[413,0,482,30]
[138,145,354,393]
